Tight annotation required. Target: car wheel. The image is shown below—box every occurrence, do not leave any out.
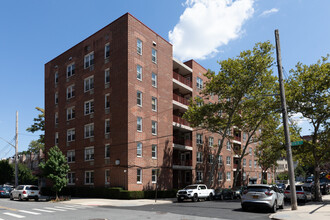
[192,194,198,202]
[279,200,284,209]
[271,201,277,213]
[208,193,213,201]
[19,195,23,201]
[10,194,14,200]
[221,195,223,200]
[35,198,39,202]
[177,197,183,203]
[231,195,233,200]
[242,204,248,211]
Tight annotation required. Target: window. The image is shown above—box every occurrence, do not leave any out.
[55,72,58,84]
[67,128,75,142]
[137,39,142,55]
[67,150,75,163]
[105,69,110,84]
[218,155,223,165]
[208,137,214,147]
[152,169,157,183]
[196,171,203,182]
[152,73,157,87]
[105,144,110,158]
[84,100,94,115]
[254,160,257,168]
[137,142,142,157]
[84,76,94,92]
[226,156,231,165]
[137,64,142,80]
[226,172,231,180]
[67,172,75,185]
[243,172,246,180]
[218,172,223,181]
[105,94,110,109]
[84,123,94,138]
[196,77,203,90]
[67,106,75,120]
[151,121,157,135]
[218,139,221,147]
[55,92,58,104]
[226,141,231,151]
[105,119,110,134]
[152,145,157,159]
[196,152,203,163]
[243,159,246,167]
[137,169,142,183]
[104,43,110,58]
[85,171,94,185]
[259,173,261,179]
[67,84,75,99]
[55,112,58,124]
[85,147,94,161]
[208,154,214,164]
[196,133,203,144]
[151,97,157,111]
[137,91,142,106]
[243,132,247,141]
[196,96,203,107]
[137,117,142,132]
[152,48,157,63]
[249,147,252,155]
[84,52,94,68]
[55,132,58,145]
[67,63,75,78]
[249,160,252,167]
[105,170,110,184]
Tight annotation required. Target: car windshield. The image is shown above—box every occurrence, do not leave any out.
[247,186,269,192]
[286,185,303,191]
[27,186,39,190]
[185,185,197,190]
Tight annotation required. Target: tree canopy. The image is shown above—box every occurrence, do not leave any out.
[26,107,45,144]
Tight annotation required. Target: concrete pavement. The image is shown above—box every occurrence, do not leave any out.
[270,194,330,220]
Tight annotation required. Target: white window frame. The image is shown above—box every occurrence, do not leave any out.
[67,172,75,185]
[67,106,75,120]
[152,145,157,159]
[151,97,157,111]
[84,76,94,92]
[137,91,142,106]
[55,112,58,124]
[84,52,94,69]
[85,170,94,185]
[197,152,203,163]
[137,169,142,184]
[196,171,203,182]
[226,172,231,180]
[105,94,110,109]
[196,133,203,144]
[55,72,58,84]
[227,141,231,151]
[137,142,142,157]
[55,92,58,104]
[209,137,214,147]
[84,100,94,115]
[243,172,247,180]
[137,39,142,55]
[218,172,223,181]
[105,169,110,184]
[196,77,203,90]
[67,63,75,78]
[55,132,58,145]
[226,156,231,165]
[67,150,75,163]
[84,123,94,138]
[105,119,110,134]
[104,43,110,58]
[151,121,157,135]
[243,158,246,167]
[249,147,252,155]
[105,68,110,84]
[137,64,142,81]
[218,155,223,165]
[208,154,214,164]
[152,48,157,63]
[66,84,75,99]
[105,144,110,158]
[249,160,252,167]
[67,128,75,142]
[152,72,157,87]
[137,117,142,132]
[152,169,157,183]
[84,147,94,161]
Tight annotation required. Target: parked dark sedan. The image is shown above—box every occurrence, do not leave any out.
[0,186,12,198]
[214,188,235,200]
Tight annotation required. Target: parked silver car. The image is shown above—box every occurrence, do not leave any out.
[284,185,312,202]
[10,185,40,201]
[241,184,284,213]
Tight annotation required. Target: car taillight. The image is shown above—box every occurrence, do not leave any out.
[243,190,248,194]
[284,190,290,194]
[297,192,304,194]
[23,190,26,194]
[0,190,4,193]
[265,191,273,196]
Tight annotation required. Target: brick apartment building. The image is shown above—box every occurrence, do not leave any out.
[45,13,270,191]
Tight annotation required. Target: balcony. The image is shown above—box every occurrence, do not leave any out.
[173,137,192,146]
[173,72,192,88]
[173,93,189,106]
[173,115,190,126]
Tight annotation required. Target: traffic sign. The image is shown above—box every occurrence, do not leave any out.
[326,174,330,180]
[291,141,303,146]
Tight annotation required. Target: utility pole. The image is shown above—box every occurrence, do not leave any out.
[15,111,19,187]
[275,29,297,210]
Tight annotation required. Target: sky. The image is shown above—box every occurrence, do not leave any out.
[1,0,329,158]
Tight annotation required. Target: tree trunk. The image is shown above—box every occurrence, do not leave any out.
[56,191,58,201]
[314,164,322,202]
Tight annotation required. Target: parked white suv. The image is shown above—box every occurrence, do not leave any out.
[10,185,40,201]
[177,184,215,202]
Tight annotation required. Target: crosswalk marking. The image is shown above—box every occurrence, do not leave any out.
[44,207,67,211]
[32,208,55,213]
[3,212,25,218]
[55,206,77,210]
[19,210,41,215]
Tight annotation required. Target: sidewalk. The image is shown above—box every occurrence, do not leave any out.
[270,194,330,220]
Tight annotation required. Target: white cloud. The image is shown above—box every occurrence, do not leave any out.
[260,8,279,17]
[289,113,311,126]
[169,0,255,61]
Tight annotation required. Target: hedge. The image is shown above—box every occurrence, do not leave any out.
[40,186,177,200]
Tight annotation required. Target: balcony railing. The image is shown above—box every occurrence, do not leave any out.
[173,137,192,146]
[173,115,190,127]
[173,93,189,106]
[173,72,192,88]
[234,135,241,142]
[173,159,192,166]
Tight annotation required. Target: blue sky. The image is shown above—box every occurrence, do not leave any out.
[0,0,329,158]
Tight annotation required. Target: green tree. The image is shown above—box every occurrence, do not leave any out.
[0,160,14,184]
[39,146,70,200]
[26,107,45,144]
[286,55,330,201]
[184,42,278,187]
[27,140,45,154]
[13,163,38,185]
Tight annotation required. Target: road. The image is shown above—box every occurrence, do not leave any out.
[0,197,297,220]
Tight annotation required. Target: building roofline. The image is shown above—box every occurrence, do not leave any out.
[184,59,208,72]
